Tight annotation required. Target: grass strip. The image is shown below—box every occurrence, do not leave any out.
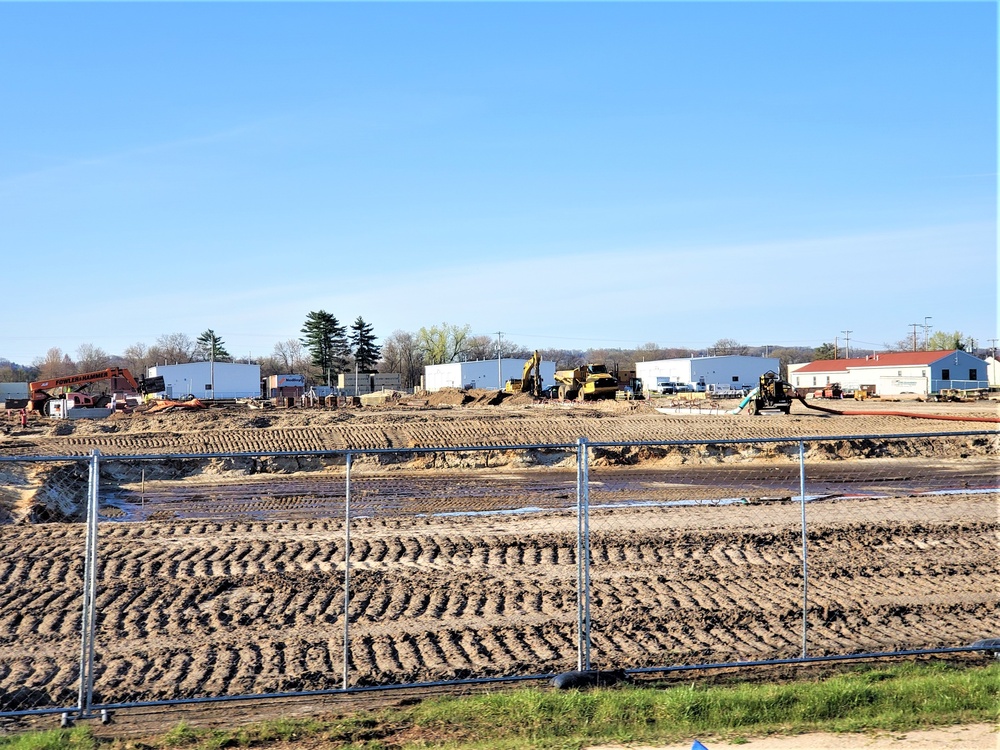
[2,661,997,750]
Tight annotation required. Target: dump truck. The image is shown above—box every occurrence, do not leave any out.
[553,364,618,401]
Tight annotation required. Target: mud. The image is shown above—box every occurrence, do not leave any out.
[0,394,996,715]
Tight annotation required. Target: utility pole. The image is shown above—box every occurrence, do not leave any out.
[923,317,932,350]
[841,330,852,359]
[909,323,920,352]
[834,336,838,360]
[496,331,503,390]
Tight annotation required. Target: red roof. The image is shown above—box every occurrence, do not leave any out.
[794,350,960,373]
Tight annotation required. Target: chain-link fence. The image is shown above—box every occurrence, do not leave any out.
[0,430,996,721]
[0,458,92,718]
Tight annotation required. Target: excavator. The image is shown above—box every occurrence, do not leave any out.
[28,367,158,413]
[504,350,544,398]
[554,363,618,401]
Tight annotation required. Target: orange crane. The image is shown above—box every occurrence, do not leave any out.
[28,367,143,412]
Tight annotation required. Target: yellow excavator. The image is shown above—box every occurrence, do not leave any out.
[554,363,618,401]
[504,350,544,397]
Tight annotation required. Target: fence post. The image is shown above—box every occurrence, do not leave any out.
[343,452,352,690]
[799,440,809,659]
[575,437,592,671]
[76,450,100,719]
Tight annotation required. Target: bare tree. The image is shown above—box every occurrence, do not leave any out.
[465,335,497,362]
[122,342,155,375]
[712,338,748,356]
[381,330,423,389]
[75,343,110,373]
[149,333,195,365]
[272,339,310,373]
[32,348,75,380]
[538,348,585,370]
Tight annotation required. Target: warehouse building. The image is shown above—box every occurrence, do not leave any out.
[424,359,557,393]
[786,350,988,398]
[147,362,261,400]
[635,355,780,395]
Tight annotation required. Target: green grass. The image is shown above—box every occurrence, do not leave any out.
[2,662,997,750]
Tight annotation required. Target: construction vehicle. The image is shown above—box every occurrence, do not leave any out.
[504,351,544,398]
[732,371,795,415]
[28,367,154,413]
[553,364,618,401]
[819,382,843,399]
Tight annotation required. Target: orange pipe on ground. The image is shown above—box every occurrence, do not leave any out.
[796,398,1000,423]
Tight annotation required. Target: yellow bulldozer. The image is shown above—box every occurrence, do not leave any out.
[553,363,618,401]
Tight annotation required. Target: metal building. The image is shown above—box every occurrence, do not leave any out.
[424,359,557,393]
[147,362,261,400]
[635,355,780,395]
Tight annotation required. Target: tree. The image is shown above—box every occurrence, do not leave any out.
[271,339,310,374]
[33,348,75,380]
[0,359,34,383]
[380,330,423,389]
[300,310,348,387]
[769,347,808,380]
[927,331,966,351]
[712,338,748,356]
[195,329,231,362]
[349,317,381,372]
[122,342,156,376]
[416,323,472,365]
[814,343,837,360]
[149,333,195,365]
[75,343,110,373]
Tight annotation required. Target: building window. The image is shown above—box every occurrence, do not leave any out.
[969,368,978,380]
[826,376,830,384]
[812,377,816,386]
[898,371,902,376]
[942,368,950,380]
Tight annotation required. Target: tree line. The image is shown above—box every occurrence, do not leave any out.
[0,316,983,389]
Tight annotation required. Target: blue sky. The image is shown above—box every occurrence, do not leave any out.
[1,2,996,366]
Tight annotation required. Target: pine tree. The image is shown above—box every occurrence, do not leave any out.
[195,329,231,362]
[300,311,347,387]
[349,317,381,372]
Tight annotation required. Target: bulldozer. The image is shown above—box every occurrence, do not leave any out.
[504,350,544,398]
[553,363,618,401]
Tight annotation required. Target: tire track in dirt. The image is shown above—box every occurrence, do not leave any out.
[1,495,997,709]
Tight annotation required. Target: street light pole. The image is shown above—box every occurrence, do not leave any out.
[496,332,503,390]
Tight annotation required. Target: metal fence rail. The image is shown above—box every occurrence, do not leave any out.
[0,429,996,723]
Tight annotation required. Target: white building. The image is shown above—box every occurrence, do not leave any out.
[635,355,780,394]
[147,362,261,400]
[787,350,988,397]
[424,359,557,392]
[986,356,1000,390]
[0,382,29,403]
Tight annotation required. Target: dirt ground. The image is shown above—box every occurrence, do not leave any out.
[0,392,997,739]
[593,722,998,749]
